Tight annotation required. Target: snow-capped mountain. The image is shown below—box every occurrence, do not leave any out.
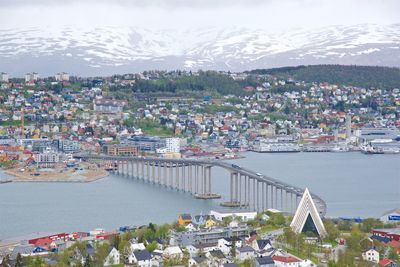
[0,24,399,76]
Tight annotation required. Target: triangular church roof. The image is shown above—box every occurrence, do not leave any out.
[290,188,327,237]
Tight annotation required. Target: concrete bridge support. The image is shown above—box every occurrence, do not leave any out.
[77,155,326,217]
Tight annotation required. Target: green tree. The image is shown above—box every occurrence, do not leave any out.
[230,240,236,257]
[146,241,158,252]
[388,247,399,262]
[15,253,23,267]
[324,219,339,242]
[93,242,110,266]
[360,218,383,233]
[1,254,11,267]
[83,254,92,267]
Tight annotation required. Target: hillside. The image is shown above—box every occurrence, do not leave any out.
[248,65,400,89]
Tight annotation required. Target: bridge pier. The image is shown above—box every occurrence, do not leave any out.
[79,155,326,217]
[195,165,220,199]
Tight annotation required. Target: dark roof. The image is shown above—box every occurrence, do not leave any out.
[11,244,35,260]
[371,235,391,244]
[86,244,95,256]
[237,246,255,253]
[134,250,151,261]
[209,249,225,259]
[146,238,164,245]
[256,256,275,265]
[192,255,207,264]
[257,239,271,250]
[180,214,192,220]
[223,263,239,267]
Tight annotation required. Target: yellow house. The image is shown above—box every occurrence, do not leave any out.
[205,218,217,228]
[178,214,192,226]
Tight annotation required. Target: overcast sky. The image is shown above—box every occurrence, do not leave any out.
[0,0,399,31]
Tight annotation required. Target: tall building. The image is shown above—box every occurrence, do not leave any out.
[290,188,327,237]
[25,72,39,82]
[0,72,9,82]
[165,138,180,153]
[55,72,70,81]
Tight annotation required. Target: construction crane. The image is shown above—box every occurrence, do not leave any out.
[20,108,24,151]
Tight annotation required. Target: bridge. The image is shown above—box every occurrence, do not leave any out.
[74,154,327,216]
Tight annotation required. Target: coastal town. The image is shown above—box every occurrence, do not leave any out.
[0,69,399,182]
[1,204,400,266]
[0,67,399,267]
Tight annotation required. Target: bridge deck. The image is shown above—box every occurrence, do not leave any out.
[74,153,327,216]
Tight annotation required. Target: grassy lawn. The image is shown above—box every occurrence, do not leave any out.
[285,246,320,264]
[0,120,21,126]
[259,224,280,234]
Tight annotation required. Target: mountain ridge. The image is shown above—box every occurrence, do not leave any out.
[0,24,399,76]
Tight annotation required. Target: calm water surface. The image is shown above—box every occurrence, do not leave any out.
[0,152,399,239]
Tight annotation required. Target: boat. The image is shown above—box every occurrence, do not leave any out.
[331,145,349,152]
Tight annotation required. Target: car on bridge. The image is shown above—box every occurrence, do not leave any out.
[232,164,241,169]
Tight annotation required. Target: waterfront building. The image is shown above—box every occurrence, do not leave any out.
[356,127,400,142]
[107,144,139,156]
[58,140,80,153]
[290,188,327,237]
[35,150,60,168]
[372,228,400,242]
[165,138,180,153]
[380,208,400,223]
[127,136,165,152]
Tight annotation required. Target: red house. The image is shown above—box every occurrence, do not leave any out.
[372,228,400,242]
[28,233,69,245]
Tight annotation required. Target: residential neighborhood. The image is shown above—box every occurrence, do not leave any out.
[0,69,399,181]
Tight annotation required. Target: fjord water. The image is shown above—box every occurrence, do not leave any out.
[0,152,399,239]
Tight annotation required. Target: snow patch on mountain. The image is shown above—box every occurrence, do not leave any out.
[0,24,399,75]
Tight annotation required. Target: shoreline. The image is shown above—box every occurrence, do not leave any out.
[2,163,109,183]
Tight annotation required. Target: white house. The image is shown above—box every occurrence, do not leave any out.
[131,243,146,251]
[185,223,197,232]
[186,243,218,257]
[163,246,183,259]
[362,248,380,263]
[218,238,243,255]
[103,247,120,266]
[252,239,272,252]
[188,255,209,266]
[128,250,152,267]
[236,246,255,261]
[272,255,302,267]
[209,210,257,222]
